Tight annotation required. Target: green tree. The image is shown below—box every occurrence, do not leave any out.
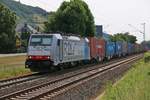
[21,32,30,51]
[110,32,137,43]
[0,3,16,53]
[45,0,95,37]
[21,32,30,40]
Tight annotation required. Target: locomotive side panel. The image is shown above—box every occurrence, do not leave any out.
[61,39,85,63]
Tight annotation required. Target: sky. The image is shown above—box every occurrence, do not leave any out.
[14,0,150,43]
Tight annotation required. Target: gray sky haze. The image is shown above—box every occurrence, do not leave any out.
[14,0,150,43]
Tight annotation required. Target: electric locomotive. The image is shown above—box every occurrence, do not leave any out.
[25,33,90,71]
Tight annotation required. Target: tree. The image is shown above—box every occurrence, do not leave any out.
[0,4,16,53]
[110,32,137,43]
[45,0,95,37]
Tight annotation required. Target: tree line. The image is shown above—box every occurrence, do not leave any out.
[0,3,16,53]
[110,32,137,43]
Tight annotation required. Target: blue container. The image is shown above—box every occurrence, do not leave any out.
[83,39,90,60]
[127,43,133,54]
[122,42,128,56]
[115,42,123,56]
[105,41,115,59]
[131,43,135,54]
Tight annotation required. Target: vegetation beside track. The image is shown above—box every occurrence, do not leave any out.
[98,52,150,100]
[0,55,26,67]
[0,55,31,79]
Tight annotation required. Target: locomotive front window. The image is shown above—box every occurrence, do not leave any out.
[30,35,52,46]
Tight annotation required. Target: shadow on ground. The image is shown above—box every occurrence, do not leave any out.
[148,72,150,76]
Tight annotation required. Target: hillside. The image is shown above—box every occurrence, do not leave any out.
[0,0,48,31]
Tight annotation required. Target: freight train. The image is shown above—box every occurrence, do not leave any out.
[25,33,144,72]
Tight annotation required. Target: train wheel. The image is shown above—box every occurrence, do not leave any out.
[56,66,62,71]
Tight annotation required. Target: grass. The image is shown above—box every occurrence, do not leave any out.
[0,55,26,67]
[0,55,31,79]
[0,66,31,79]
[98,52,150,100]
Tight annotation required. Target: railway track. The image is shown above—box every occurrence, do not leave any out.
[0,73,46,90]
[0,54,131,92]
[0,56,128,97]
[0,54,142,100]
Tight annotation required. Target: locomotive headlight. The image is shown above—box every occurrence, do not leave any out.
[28,56,32,59]
[47,56,50,59]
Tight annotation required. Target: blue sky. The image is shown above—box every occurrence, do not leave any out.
[14,0,150,43]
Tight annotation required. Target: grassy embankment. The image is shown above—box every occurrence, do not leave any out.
[98,52,150,100]
[0,56,31,79]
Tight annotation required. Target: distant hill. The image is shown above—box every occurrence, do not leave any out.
[0,0,49,31]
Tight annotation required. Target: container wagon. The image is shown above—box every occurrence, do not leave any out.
[105,41,115,59]
[127,43,132,55]
[115,41,122,57]
[88,37,105,62]
[122,42,128,56]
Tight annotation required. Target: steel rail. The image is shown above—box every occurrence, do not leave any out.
[0,54,142,100]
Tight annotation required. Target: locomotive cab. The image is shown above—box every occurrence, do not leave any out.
[25,34,62,71]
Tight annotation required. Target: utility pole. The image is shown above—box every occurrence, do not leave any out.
[141,23,146,42]
[128,23,146,42]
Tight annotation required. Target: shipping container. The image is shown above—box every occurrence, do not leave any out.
[131,43,135,54]
[105,41,115,59]
[115,42,122,57]
[127,43,132,54]
[95,25,103,37]
[139,44,144,52]
[89,37,105,61]
[127,43,134,54]
[134,44,140,53]
[122,42,128,56]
